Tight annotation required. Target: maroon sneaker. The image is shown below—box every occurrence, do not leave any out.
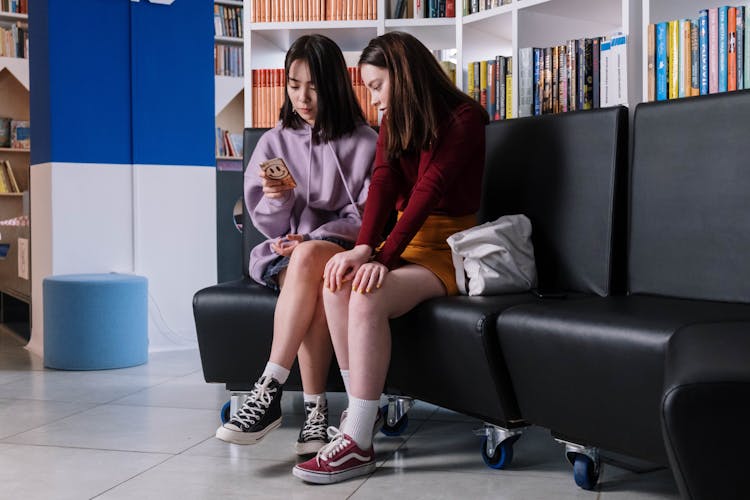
[292,428,376,484]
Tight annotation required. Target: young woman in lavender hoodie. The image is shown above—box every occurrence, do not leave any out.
[215,35,377,454]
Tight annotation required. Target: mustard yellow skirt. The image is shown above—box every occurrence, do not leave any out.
[396,212,477,296]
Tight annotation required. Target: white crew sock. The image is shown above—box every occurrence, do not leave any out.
[340,369,351,395]
[341,395,379,449]
[261,361,290,385]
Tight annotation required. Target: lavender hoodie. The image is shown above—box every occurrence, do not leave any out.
[245,121,377,285]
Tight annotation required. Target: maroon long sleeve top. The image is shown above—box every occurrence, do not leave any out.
[356,102,487,269]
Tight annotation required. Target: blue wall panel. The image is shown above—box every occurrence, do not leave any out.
[130,0,215,167]
[30,0,132,165]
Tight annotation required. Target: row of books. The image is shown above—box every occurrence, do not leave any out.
[0,0,27,14]
[0,21,26,58]
[0,160,20,193]
[216,127,243,158]
[387,0,455,19]
[467,56,513,121]
[0,117,29,149]
[518,34,628,117]
[215,44,243,77]
[250,0,377,22]
[214,4,243,39]
[250,68,378,128]
[465,0,510,16]
[647,6,750,102]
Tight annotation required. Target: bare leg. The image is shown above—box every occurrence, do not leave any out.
[347,265,446,400]
[269,240,342,374]
[322,284,352,371]
[296,285,334,394]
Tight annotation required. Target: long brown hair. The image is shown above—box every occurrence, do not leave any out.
[280,34,366,143]
[358,32,488,159]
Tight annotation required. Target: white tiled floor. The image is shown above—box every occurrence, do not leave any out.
[0,328,680,500]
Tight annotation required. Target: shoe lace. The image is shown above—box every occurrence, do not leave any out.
[316,427,350,465]
[231,376,276,427]
[301,400,328,441]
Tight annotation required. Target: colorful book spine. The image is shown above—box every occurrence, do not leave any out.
[611,34,628,105]
[467,61,475,102]
[709,8,719,94]
[505,57,513,119]
[648,24,656,101]
[737,6,744,90]
[656,22,668,101]
[599,39,610,107]
[691,19,700,96]
[592,38,601,109]
[479,60,488,108]
[678,19,687,98]
[728,6,737,91]
[568,39,577,112]
[533,48,542,116]
[487,59,496,120]
[668,20,679,99]
[719,5,728,92]
[495,55,504,120]
[699,10,709,95]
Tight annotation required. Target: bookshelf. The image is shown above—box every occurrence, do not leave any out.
[241,0,646,125]
[641,0,750,102]
[215,0,245,160]
[0,7,31,312]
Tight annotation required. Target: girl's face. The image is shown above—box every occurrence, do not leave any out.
[361,64,390,114]
[287,59,317,126]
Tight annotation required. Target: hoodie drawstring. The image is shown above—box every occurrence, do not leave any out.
[306,128,313,207]
[326,141,360,220]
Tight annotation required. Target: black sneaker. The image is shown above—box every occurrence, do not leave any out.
[215,375,283,445]
[294,396,329,455]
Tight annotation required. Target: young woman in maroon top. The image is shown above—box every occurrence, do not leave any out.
[293,32,489,484]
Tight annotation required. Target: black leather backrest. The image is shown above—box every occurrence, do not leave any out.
[479,106,628,296]
[242,128,270,277]
[629,91,750,303]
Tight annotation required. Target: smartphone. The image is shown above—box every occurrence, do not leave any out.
[260,157,297,188]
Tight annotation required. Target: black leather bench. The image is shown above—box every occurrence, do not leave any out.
[193,105,629,465]
[497,91,750,496]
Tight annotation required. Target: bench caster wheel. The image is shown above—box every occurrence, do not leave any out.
[474,424,524,470]
[220,400,231,424]
[380,404,409,436]
[573,454,600,490]
[480,435,517,469]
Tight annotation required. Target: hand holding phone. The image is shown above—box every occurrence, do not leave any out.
[260,158,297,188]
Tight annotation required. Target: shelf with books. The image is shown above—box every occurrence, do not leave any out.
[642,1,750,102]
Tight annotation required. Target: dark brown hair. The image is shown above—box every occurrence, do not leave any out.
[358,32,488,159]
[280,34,366,142]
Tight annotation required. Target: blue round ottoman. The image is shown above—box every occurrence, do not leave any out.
[43,273,148,370]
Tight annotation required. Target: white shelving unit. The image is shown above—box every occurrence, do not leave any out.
[240,0,651,126]
[215,0,245,156]
[0,10,31,304]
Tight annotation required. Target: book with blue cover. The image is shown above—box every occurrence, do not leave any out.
[656,22,668,101]
[719,5,728,92]
[700,10,709,94]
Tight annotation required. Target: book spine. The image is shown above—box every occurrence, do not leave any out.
[728,6,737,91]
[691,19,700,96]
[497,56,506,120]
[584,38,593,109]
[746,7,750,89]
[518,47,534,117]
[699,10,709,95]
[568,39,577,111]
[648,24,656,102]
[467,61,475,101]
[668,20,679,99]
[544,47,552,114]
[719,5,728,92]
[533,48,542,116]
[479,60,488,108]
[656,23,668,101]
[612,34,628,106]
[551,46,559,113]
[473,61,480,101]
[576,40,585,109]
[487,59,496,119]
[559,45,568,113]
[505,56,512,119]
[678,19,687,98]
[445,0,454,18]
[592,37,600,108]
[495,55,503,120]
[738,6,744,90]
[600,39,610,107]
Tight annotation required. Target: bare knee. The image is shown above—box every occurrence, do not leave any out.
[287,241,334,280]
[348,290,388,324]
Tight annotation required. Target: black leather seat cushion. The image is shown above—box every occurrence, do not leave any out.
[497,296,750,464]
[388,294,583,426]
[662,322,750,500]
